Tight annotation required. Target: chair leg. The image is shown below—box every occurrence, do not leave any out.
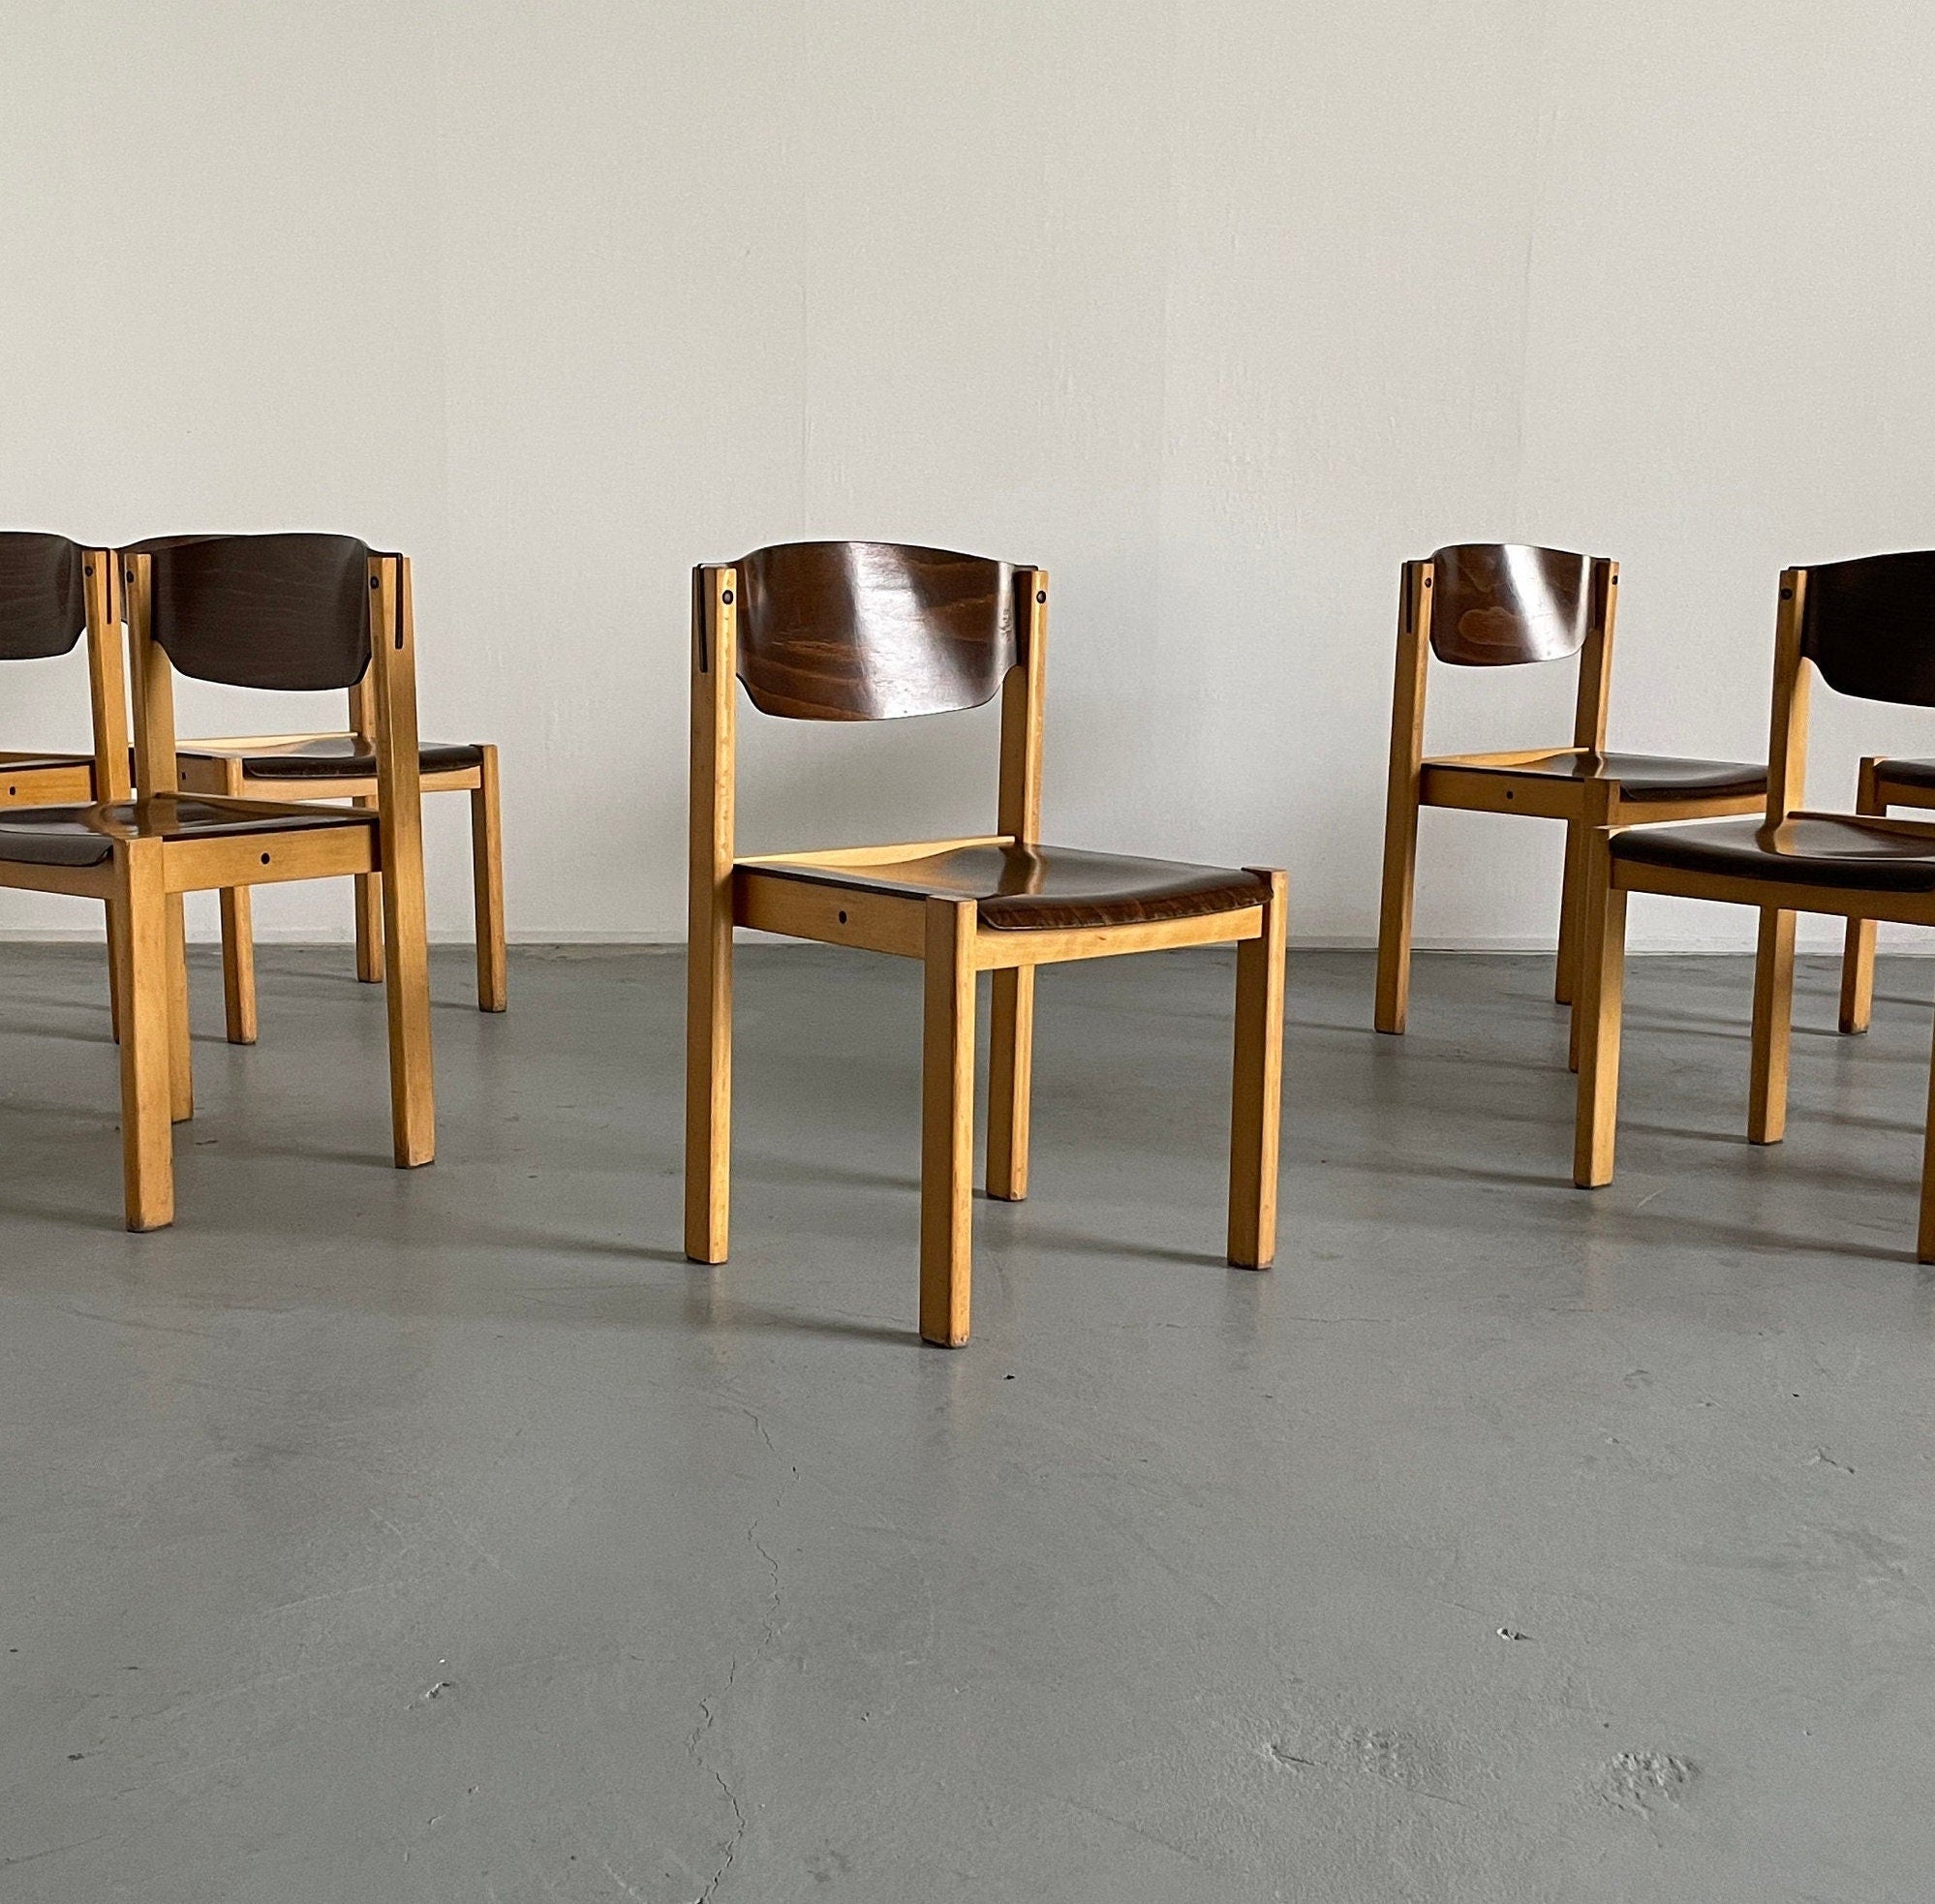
[1919,1007,1935,1264]
[166,893,193,1122]
[353,797,384,984]
[921,899,976,1347]
[1229,869,1288,1269]
[1573,833,1627,1187]
[471,747,507,1012]
[114,849,174,1230]
[685,877,733,1266]
[1839,762,1884,1033]
[381,840,436,1169]
[1373,790,1420,1033]
[108,911,126,1044]
[1748,908,1796,1146]
[219,885,259,1045]
[1555,817,1586,1006]
[986,967,1033,1201]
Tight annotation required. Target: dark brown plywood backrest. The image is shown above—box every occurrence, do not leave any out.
[1428,543,1595,666]
[1799,551,1935,707]
[734,541,1020,720]
[133,533,373,691]
[0,533,86,660]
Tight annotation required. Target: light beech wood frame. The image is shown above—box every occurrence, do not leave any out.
[1375,555,1765,1038]
[1835,752,1935,1036]
[15,547,440,1231]
[1573,567,1935,1259]
[171,657,506,1044]
[685,563,1288,1347]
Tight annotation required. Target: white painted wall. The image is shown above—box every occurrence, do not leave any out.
[5,0,1933,949]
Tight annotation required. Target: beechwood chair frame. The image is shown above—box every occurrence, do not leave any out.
[685,562,1287,1348]
[83,545,435,1227]
[171,665,506,1046]
[1838,754,1935,1036]
[1376,552,1766,1044]
[1573,564,1935,1258]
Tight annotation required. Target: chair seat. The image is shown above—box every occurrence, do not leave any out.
[0,752,90,777]
[1874,757,1935,794]
[0,795,379,870]
[1435,749,1766,803]
[754,842,1271,932]
[178,735,484,781]
[1612,813,1935,895]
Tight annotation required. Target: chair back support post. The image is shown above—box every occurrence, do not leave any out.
[1571,559,1619,754]
[1387,557,1432,805]
[368,557,426,835]
[997,568,1048,843]
[124,553,181,797]
[1766,568,1812,822]
[82,549,132,801]
[691,565,738,911]
[349,664,377,744]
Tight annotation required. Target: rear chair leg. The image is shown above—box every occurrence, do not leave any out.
[219,886,259,1044]
[1839,760,1884,1033]
[1748,908,1796,1146]
[1229,870,1288,1269]
[115,843,174,1229]
[353,796,384,984]
[167,893,193,1122]
[1555,816,1586,1007]
[986,967,1034,1201]
[471,746,507,1011]
[1374,789,1420,1034]
[1919,1004,1935,1264]
[920,899,976,1347]
[381,837,436,1169]
[1573,830,1627,1187]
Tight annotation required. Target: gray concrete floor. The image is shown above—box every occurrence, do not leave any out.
[2,941,1932,1902]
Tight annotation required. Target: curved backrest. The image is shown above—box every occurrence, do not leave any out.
[1799,551,1935,706]
[1428,543,1595,666]
[0,533,86,660]
[733,540,1021,720]
[133,533,373,691]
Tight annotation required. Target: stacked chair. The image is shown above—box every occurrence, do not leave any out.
[1376,543,1766,1048]
[684,541,1289,1346]
[0,533,436,1228]
[1573,552,1935,1258]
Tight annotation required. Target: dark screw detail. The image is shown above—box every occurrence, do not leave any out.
[1036,591,1046,603]
[722,589,734,604]
[83,563,93,576]
[370,576,379,590]
[261,852,271,864]
[838,909,848,924]
[1781,588,1793,599]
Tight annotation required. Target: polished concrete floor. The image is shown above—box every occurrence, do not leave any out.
[2,940,1932,1902]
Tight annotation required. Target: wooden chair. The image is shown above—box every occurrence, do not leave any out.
[1574,551,1935,1257]
[0,535,134,1024]
[1837,750,1935,1035]
[686,541,1288,1347]
[1376,544,1766,1041]
[132,534,504,1044]
[0,533,435,1229]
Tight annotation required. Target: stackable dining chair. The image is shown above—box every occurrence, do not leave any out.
[1837,751,1935,1035]
[138,534,504,1044]
[686,541,1288,1347]
[1375,544,1766,1040]
[1574,551,1935,1257]
[0,533,435,1229]
[0,535,132,1019]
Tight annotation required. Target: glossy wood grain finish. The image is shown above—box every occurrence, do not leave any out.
[753,841,1271,932]
[734,540,1020,720]
[1612,812,1935,894]
[0,533,85,660]
[0,795,376,870]
[1799,550,1935,707]
[139,533,373,691]
[1428,543,1595,667]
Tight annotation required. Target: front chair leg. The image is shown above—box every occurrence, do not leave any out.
[986,967,1034,1201]
[114,843,175,1229]
[1555,817,1586,1007]
[1229,869,1288,1269]
[471,745,507,1012]
[380,846,436,1168]
[921,898,977,1347]
[1573,830,1628,1187]
[1748,907,1797,1146]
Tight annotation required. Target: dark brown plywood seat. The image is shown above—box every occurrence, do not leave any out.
[0,795,378,870]
[1452,750,1766,802]
[759,843,1270,932]
[1613,814,1935,895]
[0,752,91,778]
[201,736,484,781]
[1875,757,1935,792]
